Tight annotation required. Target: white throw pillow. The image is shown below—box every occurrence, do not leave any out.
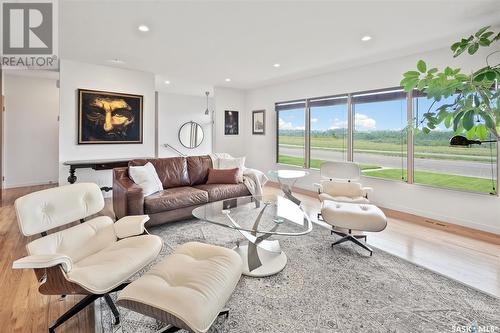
[219,157,246,183]
[128,162,163,196]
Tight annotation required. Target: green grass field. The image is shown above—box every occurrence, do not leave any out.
[278,154,496,194]
[278,136,494,162]
[363,168,495,193]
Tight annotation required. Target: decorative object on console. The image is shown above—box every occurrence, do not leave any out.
[11,183,162,333]
[78,89,143,144]
[224,110,239,135]
[128,162,163,196]
[206,168,239,184]
[178,121,204,149]
[252,110,265,135]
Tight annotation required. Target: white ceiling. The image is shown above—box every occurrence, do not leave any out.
[60,0,500,95]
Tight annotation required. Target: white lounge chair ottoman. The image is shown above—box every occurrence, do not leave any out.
[321,200,387,256]
[117,241,243,333]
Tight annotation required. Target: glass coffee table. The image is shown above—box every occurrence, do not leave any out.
[192,195,312,277]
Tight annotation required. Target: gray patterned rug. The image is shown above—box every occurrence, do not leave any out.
[96,219,500,333]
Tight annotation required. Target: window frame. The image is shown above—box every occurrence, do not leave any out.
[275,87,498,196]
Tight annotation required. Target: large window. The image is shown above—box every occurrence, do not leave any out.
[352,89,407,181]
[413,94,497,194]
[275,86,498,195]
[276,100,306,167]
[309,96,348,169]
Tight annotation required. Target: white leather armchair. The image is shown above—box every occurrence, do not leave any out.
[314,161,372,204]
[12,183,162,333]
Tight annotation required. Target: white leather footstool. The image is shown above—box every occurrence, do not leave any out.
[116,242,242,333]
[321,200,387,256]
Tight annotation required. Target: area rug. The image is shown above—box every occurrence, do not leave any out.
[96,219,500,333]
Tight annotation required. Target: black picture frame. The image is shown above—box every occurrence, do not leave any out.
[77,89,143,144]
[252,110,265,135]
[224,110,239,135]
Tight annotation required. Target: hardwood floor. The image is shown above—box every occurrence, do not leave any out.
[1,185,499,332]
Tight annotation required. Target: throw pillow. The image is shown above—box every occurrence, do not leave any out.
[206,168,239,184]
[219,157,246,182]
[128,162,163,196]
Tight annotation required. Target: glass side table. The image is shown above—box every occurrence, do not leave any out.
[268,169,309,205]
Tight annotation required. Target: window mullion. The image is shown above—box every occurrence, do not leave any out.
[407,91,414,184]
[347,93,353,162]
[305,99,311,168]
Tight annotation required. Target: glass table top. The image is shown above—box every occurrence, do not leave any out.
[192,195,312,236]
[268,169,309,179]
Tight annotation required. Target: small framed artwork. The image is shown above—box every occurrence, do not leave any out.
[224,110,239,135]
[78,89,143,144]
[252,110,265,135]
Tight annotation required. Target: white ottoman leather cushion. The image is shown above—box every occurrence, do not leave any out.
[321,200,387,232]
[117,242,243,333]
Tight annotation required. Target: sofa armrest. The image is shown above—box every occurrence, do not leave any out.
[13,254,73,272]
[113,167,145,219]
[114,215,150,239]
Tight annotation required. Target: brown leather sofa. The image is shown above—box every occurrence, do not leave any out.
[113,155,251,226]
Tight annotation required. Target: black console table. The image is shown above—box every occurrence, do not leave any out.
[63,158,150,192]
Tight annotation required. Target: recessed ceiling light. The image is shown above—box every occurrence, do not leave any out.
[225,78,231,82]
[164,80,170,84]
[361,35,372,42]
[138,24,150,32]
[108,58,125,64]
[273,63,281,68]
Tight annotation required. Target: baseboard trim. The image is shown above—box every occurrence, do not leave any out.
[265,182,500,245]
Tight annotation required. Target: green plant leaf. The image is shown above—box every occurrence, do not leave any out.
[475,124,488,140]
[479,38,491,46]
[475,26,491,37]
[462,110,475,130]
[422,127,430,134]
[417,60,427,73]
[404,71,420,78]
[444,114,453,128]
[467,43,479,55]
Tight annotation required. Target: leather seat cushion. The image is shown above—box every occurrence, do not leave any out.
[194,184,250,202]
[321,200,387,232]
[117,242,242,333]
[319,193,369,204]
[144,187,209,214]
[67,234,162,294]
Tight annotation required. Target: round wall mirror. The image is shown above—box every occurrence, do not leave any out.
[178,121,204,149]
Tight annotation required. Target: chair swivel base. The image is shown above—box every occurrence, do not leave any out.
[48,283,128,333]
[330,230,373,256]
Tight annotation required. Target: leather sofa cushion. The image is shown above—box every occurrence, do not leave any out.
[206,168,239,184]
[194,183,250,202]
[144,187,209,214]
[130,157,190,189]
[187,155,213,186]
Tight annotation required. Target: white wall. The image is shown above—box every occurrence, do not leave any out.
[241,46,500,234]
[4,75,59,188]
[213,87,246,157]
[157,92,213,157]
[58,60,155,190]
